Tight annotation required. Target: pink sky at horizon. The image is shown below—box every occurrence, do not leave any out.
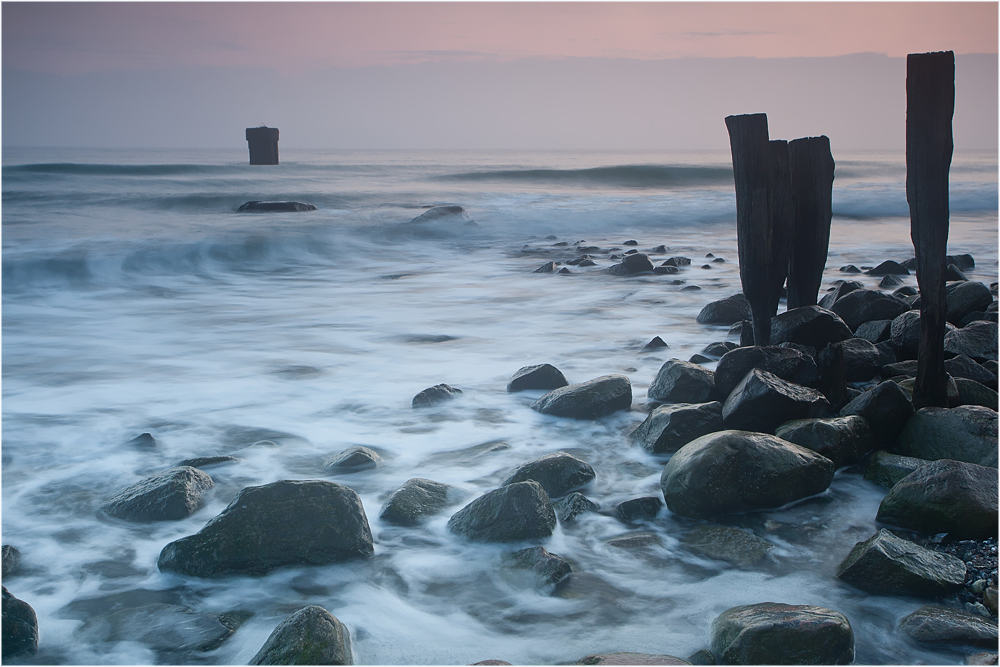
[4,2,997,75]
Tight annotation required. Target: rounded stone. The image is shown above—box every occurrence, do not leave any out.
[710,602,854,665]
[249,605,352,665]
[531,375,632,420]
[500,452,596,499]
[507,364,569,393]
[101,466,214,522]
[447,481,556,543]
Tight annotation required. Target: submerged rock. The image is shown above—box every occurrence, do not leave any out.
[101,466,214,522]
[177,455,240,469]
[127,432,157,448]
[866,260,910,276]
[531,375,631,420]
[604,253,654,275]
[896,406,999,468]
[507,364,568,393]
[379,478,464,526]
[447,481,556,543]
[502,546,572,589]
[412,383,463,408]
[722,369,830,434]
[774,415,873,469]
[249,605,352,665]
[553,492,600,524]
[238,201,317,212]
[629,401,723,454]
[641,336,670,352]
[324,446,382,472]
[409,205,473,224]
[500,452,596,499]
[898,606,998,651]
[835,529,966,598]
[648,359,717,404]
[2,545,21,577]
[2,586,38,659]
[614,496,663,524]
[683,525,774,567]
[710,602,855,665]
[575,653,689,665]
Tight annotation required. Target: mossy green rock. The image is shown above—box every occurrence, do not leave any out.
[249,605,352,665]
[710,602,854,665]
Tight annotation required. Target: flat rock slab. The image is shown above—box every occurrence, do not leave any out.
[660,430,834,519]
[75,602,236,653]
[157,480,373,577]
[531,375,632,420]
[697,293,752,325]
[770,306,853,348]
[629,401,723,454]
[448,481,556,543]
[502,546,572,589]
[412,383,463,408]
[896,406,999,468]
[648,360,717,404]
[101,466,214,522]
[862,450,925,489]
[379,478,465,526]
[836,529,966,598]
[507,364,568,393]
[839,380,914,445]
[710,602,855,665]
[722,369,830,434]
[2,586,38,659]
[714,346,819,398]
[249,606,352,665]
[501,452,596,499]
[876,459,998,539]
[775,415,873,469]
[575,653,690,665]
[898,606,998,651]
[683,525,774,567]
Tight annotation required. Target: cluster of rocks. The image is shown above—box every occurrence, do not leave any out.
[525,237,720,282]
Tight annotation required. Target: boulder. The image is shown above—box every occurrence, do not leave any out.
[605,253,654,275]
[507,364,568,392]
[947,281,994,325]
[898,606,998,651]
[157,480,373,577]
[714,346,819,398]
[683,525,774,567]
[127,432,157,448]
[854,319,892,344]
[641,336,670,352]
[896,406,998,468]
[710,603,854,665]
[553,492,600,524]
[835,529,966,598]
[575,653,689,665]
[2,587,38,659]
[2,545,21,577]
[412,383,463,408]
[409,205,472,224]
[249,606,352,665]
[502,546,572,589]
[664,256,692,267]
[881,360,918,379]
[629,402,724,454]
[820,338,880,382]
[648,360,717,404]
[954,378,998,411]
[701,341,739,358]
[324,446,381,472]
[722,369,830,434]
[892,375,962,408]
[774,415,874,468]
[696,293,752,325]
[838,265,862,274]
[866,260,910,276]
[879,274,904,288]
[946,264,969,282]
[238,201,317,213]
[379,478,464,526]
[534,261,557,274]
[447,481,556,543]
[818,281,864,310]
[839,381,914,445]
[660,430,835,519]
[889,310,923,360]
[531,375,632,420]
[101,466,214,522]
[876,459,998,539]
[945,321,998,362]
[500,452,596,498]
[769,306,853,349]
[615,497,663,524]
[862,450,925,489]
[830,289,909,331]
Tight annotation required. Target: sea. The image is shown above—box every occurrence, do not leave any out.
[2,147,997,665]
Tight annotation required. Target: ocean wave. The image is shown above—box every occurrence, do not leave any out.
[436,164,734,189]
[2,162,229,177]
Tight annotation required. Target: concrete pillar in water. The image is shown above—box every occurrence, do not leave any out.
[907,51,954,409]
[246,127,279,165]
[787,136,835,309]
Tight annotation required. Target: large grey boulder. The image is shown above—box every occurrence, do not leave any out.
[660,430,834,519]
[889,310,922,360]
[854,319,893,344]
[839,380,914,445]
[101,466,214,522]
[2,587,38,659]
[818,281,864,310]
[507,364,568,393]
[500,452,596,498]
[697,293,751,325]
[647,360,717,403]
[830,289,909,331]
[722,369,830,434]
[862,450,925,489]
[447,481,556,543]
[945,321,998,362]
[954,378,999,410]
[898,606,998,651]
[249,606,352,665]
[896,406,998,468]
[683,525,774,567]
[947,280,994,325]
[531,375,631,420]
[714,346,819,398]
[866,260,910,276]
[629,402,724,454]
[821,338,880,382]
[769,306,853,349]
[157,480,373,577]
[774,415,874,468]
[835,529,965,598]
[946,354,998,390]
[710,603,854,665]
[379,478,464,526]
[876,459,998,539]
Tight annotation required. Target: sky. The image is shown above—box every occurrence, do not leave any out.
[2,2,997,149]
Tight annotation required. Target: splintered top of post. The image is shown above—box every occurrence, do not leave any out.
[907,50,955,61]
[246,127,279,140]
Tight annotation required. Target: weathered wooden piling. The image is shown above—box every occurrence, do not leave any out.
[246,126,279,165]
[787,136,836,309]
[906,51,954,409]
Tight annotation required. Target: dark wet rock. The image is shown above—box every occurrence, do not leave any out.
[534,261,557,274]
[702,341,739,358]
[890,310,933,360]
[579,259,597,267]
[648,360,717,404]
[575,653,689,665]
[836,529,966,598]
[722,369,830,434]
[664,256,692,267]
[879,274,905,288]
[629,401,724,454]
[653,265,681,275]
[101,466,214,522]
[641,336,670,352]
[507,364,569,393]
[558,267,573,275]
[686,649,716,665]
[421,440,511,467]
[379,478,464,526]
[554,492,600,524]
[683,285,703,291]
[605,253,654,275]
[503,546,572,589]
[894,285,919,298]
[713,257,727,263]
[959,311,999,327]
[881,359,918,379]
[948,281,995,325]
[862,450,925,489]
[157,480,373,577]
[866,260,910,276]
[249,605,352,665]
[877,459,998,539]
[448,481,556,543]
[986,360,1000,377]
[898,606,998,651]
[774,415,873,468]
[501,452,596,499]
[966,653,998,665]
[324,446,382,472]
[714,346,819,398]
[412,383,463,408]
[470,661,513,666]
[839,380,914,445]
[875,341,898,367]
[649,245,668,254]
[947,264,969,282]
[74,601,238,654]
[177,455,240,469]
[615,496,663,524]
[892,375,962,408]
[769,306,853,349]
[690,353,714,364]
[2,586,37,659]
[531,375,632,420]
[831,289,910,331]
[606,533,662,549]
[777,342,818,359]
[896,406,998,467]
[818,281,864,309]
[238,201,317,213]
[701,265,713,270]
[696,293,752,326]
[954,378,998,410]
[410,205,472,224]
[710,602,854,665]
[855,319,893,344]
[127,432,157,448]
[948,254,977,271]
[2,545,21,577]
[945,321,998,362]
[623,240,639,246]
[839,265,862,273]
[819,337,880,382]
[683,525,774,567]
[660,430,834,519]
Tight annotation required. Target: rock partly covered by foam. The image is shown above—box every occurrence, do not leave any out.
[249,605,352,665]
[696,293,751,325]
[238,201,317,212]
[409,205,473,224]
[835,529,966,598]
[575,653,690,665]
[531,375,631,420]
[502,546,572,589]
[412,383,463,408]
[324,446,382,472]
[896,406,999,468]
[629,401,723,454]
[2,586,38,659]
[898,606,998,651]
[101,466,214,522]
[500,452,596,499]
[379,478,465,526]
[507,364,569,393]
[157,480,373,577]
[774,415,874,469]
[722,369,830,434]
[2,545,20,577]
[683,524,774,567]
[648,360,717,403]
[553,492,600,524]
[448,481,556,542]
[710,602,855,665]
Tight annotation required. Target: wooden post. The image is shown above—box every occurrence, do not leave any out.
[907,51,954,409]
[246,126,279,165]
[787,136,835,309]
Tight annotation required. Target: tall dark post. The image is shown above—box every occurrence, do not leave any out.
[787,136,836,309]
[726,114,792,345]
[246,126,279,165]
[907,51,954,409]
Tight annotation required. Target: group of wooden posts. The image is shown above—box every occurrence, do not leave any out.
[726,50,956,410]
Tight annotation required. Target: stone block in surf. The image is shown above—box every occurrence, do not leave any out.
[448,481,556,543]
[531,375,631,420]
[710,602,855,665]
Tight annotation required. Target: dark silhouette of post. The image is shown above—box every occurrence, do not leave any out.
[787,136,835,309]
[907,51,954,409]
[246,127,279,165]
[726,113,792,345]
